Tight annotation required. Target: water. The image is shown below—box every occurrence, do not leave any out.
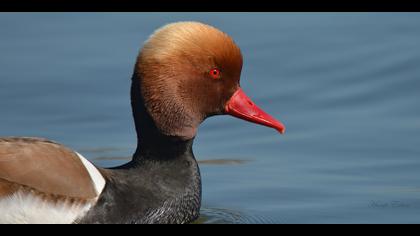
[1,13,420,224]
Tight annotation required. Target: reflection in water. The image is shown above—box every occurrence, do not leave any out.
[91,155,250,166]
[196,208,281,224]
[198,159,250,165]
[78,147,131,154]
[92,156,130,162]
[376,187,420,193]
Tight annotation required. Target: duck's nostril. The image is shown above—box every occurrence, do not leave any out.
[247,100,254,106]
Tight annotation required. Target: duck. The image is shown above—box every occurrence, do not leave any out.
[0,21,285,224]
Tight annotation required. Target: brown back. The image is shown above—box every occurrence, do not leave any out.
[0,137,98,199]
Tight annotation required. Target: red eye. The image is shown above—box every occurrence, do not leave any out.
[209,68,221,79]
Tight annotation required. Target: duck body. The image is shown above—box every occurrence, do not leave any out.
[0,137,200,224]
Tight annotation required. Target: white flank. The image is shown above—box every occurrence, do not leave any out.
[0,191,92,224]
[76,152,106,195]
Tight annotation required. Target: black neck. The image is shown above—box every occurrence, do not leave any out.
[130,75,195,163]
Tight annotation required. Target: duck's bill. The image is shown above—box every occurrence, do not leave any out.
[225,88,285,134]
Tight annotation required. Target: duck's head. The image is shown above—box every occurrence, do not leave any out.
[133,22,285,140]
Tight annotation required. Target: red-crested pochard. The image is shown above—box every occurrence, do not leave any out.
[0,22,285,224]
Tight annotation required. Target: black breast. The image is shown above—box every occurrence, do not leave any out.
[76,153,202,224]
